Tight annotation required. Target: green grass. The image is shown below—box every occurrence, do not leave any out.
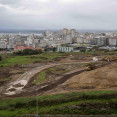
[0,51,117,67]
[0,52,66,67]
[48,68,58,72]
[0,78,9,82]
[38,52,66,60]
[0,90,117,117]
[67,51,117,56]
[33,68,58,85]
[34,67,68,84]
[34,71,46,84]
[48,67,67,73]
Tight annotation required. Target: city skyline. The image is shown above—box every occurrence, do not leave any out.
[0,0,117,30]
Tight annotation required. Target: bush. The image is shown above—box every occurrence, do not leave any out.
[81,49,86,52]
[44,48,49,52]
[52,47,57,52]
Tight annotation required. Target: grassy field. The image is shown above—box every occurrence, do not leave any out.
[0,52,65,67]
[0,91,117,117]
[0,51,117,67]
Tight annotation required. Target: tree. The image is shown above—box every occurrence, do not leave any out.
[44,48,48,52]
[52,47,57,52]
[0,56,2,61]
[81,49,86,52]
[14,49,42,55]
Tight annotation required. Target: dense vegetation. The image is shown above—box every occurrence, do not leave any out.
[13,49,42,55]
[0,56,2,61]
[0,91,117,117]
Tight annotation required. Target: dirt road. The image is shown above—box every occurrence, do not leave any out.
[3,62,91,96]
[3,61,112,98]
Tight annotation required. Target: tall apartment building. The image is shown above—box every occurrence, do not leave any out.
[96,37,107,46]
[109,38,117,46]
[65,34,72,44]
[70,29,76,38]
[45,30,51,37]
[8,38,14,48]
[0,41,6,49]
[61,28,69,35]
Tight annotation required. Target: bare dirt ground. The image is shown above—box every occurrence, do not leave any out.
[1,62,87,97]
[0,54,117,98]
[67,62,117,89]
[45,62,117,95]
[0,66,31,85]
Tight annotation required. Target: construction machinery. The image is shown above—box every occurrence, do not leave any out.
[103,56,117,62]
[85,64,96,71]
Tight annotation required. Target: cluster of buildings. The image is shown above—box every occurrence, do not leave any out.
[40,29,117,48]
[0,34,43,52]
[0,28,117,53]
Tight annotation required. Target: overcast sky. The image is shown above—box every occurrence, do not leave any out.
[0,0,117,30]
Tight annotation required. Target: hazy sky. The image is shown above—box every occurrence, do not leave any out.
[0,0,117,30]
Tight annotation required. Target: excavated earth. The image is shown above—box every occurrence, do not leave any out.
[67,62,117,89]
[0,54,117,98]
[45,62,117,95]
[2,63,85,97]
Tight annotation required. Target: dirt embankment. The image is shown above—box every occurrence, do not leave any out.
[66,63,117,89]
[0,66,26,85]
[0,67,11,85]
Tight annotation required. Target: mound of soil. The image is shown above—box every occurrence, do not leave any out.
[66,63,117,89]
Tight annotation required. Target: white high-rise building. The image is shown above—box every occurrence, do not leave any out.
[9,38,14,48]
[109,38,117,46]
[45,30,51,37]
[0,41,6,49]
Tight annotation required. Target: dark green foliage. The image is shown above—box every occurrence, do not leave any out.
[14,49,42,55]
[0,56,2,61]
[52,47,57,52]
[0,48,7,51]
[44,48,48,52]
[80,49,86,52]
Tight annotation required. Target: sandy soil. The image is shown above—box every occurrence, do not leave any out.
[66,62,117,89]
[45,62,117,95]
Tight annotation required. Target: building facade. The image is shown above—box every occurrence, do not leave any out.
[57,46,73,52]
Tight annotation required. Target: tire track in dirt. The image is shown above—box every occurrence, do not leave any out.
[7,69,85,97]
[4,61,109,97]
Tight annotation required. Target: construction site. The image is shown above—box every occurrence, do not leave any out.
[0,52,117,98]
[0,52,117,117]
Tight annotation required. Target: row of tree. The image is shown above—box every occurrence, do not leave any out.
[44,47,57,52]
[14,49,42,55]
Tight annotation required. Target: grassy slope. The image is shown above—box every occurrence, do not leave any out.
[0,52,65,67]
[0,91,117,117]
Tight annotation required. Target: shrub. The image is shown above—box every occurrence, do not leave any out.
[52,47,57,52]
[0,56,2,61]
